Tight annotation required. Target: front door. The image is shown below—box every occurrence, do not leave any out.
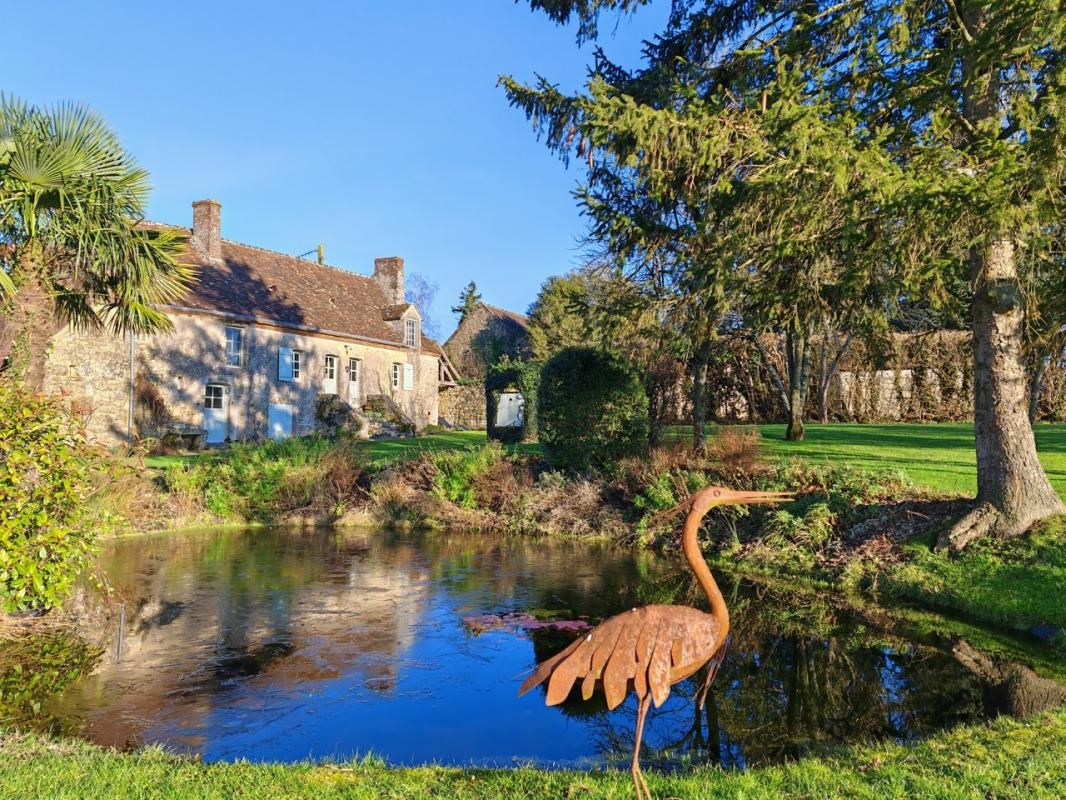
[347,358,361,407]
[203,384,228,444]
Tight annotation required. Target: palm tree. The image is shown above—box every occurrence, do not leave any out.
[0,94,193,388]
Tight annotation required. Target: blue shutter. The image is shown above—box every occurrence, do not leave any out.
[278,347,294,382]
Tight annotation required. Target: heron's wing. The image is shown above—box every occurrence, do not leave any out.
[517,634,586,696]
[517,609,640,704]
[518,607,722,710]
[602,612,649,710]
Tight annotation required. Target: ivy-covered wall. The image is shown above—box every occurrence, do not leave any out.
[485,358,540,443]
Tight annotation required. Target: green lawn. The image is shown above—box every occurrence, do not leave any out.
[2,708,1064,799]
[686,422,1066,499]
[149,423,1066,500]
[145,431,538,471]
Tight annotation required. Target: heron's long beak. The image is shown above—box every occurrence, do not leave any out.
[728,490,794,506]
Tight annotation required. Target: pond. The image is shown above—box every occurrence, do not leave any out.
[35,527,1063,768]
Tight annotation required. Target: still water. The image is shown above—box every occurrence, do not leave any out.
[46,527,1053,768]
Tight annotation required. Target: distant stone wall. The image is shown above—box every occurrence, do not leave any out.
[43,326,132,446]
[439,383,486,430]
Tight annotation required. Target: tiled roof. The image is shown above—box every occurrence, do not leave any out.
[382,303,417,321]
[481,303,529,329]
[163,229,442,354]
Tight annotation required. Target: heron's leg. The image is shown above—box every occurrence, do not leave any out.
[697,642,729,710]
[695,666,716,711]
[632,694,652,800]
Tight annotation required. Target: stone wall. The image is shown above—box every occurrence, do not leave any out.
[135,312,439,441]
[46,310,441,445]
[42,326,133,446]
[439,383,487,430]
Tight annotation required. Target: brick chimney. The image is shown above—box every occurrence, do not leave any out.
[191,199,222,262]
[373,257,405,304]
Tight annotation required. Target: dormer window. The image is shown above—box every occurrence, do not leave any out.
[404,318,419,348]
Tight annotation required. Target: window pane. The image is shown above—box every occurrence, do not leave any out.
[225,327,242,366]
[293,351,301,379]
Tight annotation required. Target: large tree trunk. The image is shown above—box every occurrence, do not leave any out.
[785,328,810,441]
[0,262,58,390]
[691,341,713,451]
[940,240,1064,550]
[941,4,1064,549]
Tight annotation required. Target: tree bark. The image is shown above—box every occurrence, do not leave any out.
[940,240,1064,549]
[941,3,1064,549]
[816,331,853,425]
[785,328,810,441]
[690,341,713,451]
[1028,351,1047,426]
[0,259,58,390]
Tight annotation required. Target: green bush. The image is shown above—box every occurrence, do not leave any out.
[0,383,113,612]
[164,435,366,522]
[428,444,504,509]
[538,347,650,471]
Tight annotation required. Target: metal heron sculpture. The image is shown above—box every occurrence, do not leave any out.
[518,486,792,800]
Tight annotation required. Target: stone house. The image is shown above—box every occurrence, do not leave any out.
[439,303,529,429]
[45,200,457,446]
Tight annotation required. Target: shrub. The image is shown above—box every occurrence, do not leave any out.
[538,347,650,471]
[708,426,765,482]
[162,435,366,522]
[428,444,504,509]
[0,383,115,612]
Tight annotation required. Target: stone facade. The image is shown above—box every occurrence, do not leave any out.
[44,199,446,446]
[133,311,440,441]
[43,326,133,445]
[46,313,441,445]
[440,303,530,430]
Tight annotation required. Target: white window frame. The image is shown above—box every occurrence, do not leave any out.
[391,362,402,391]
[204,384,225,409]
[292,350,302,381]
[323,354,338,394]
[224,326,244,368]
[404,318,419,348]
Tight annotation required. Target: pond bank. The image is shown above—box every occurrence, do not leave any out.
[3,707,1065,799]
[130,434,1066,643]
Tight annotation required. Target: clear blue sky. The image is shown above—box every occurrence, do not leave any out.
[5,0,667,339]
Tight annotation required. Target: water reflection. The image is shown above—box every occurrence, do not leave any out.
[43,527,1064,767]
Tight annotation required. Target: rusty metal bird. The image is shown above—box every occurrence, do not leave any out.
[518,486,792,800]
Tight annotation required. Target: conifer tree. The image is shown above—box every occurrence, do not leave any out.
[451,281,483,322]
[503,0,1066,547]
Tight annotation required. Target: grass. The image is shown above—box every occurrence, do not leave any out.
[148,423,1066,498]
[146,431,540,471]
[2,708,1065,799]
[879,516,1066,633]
